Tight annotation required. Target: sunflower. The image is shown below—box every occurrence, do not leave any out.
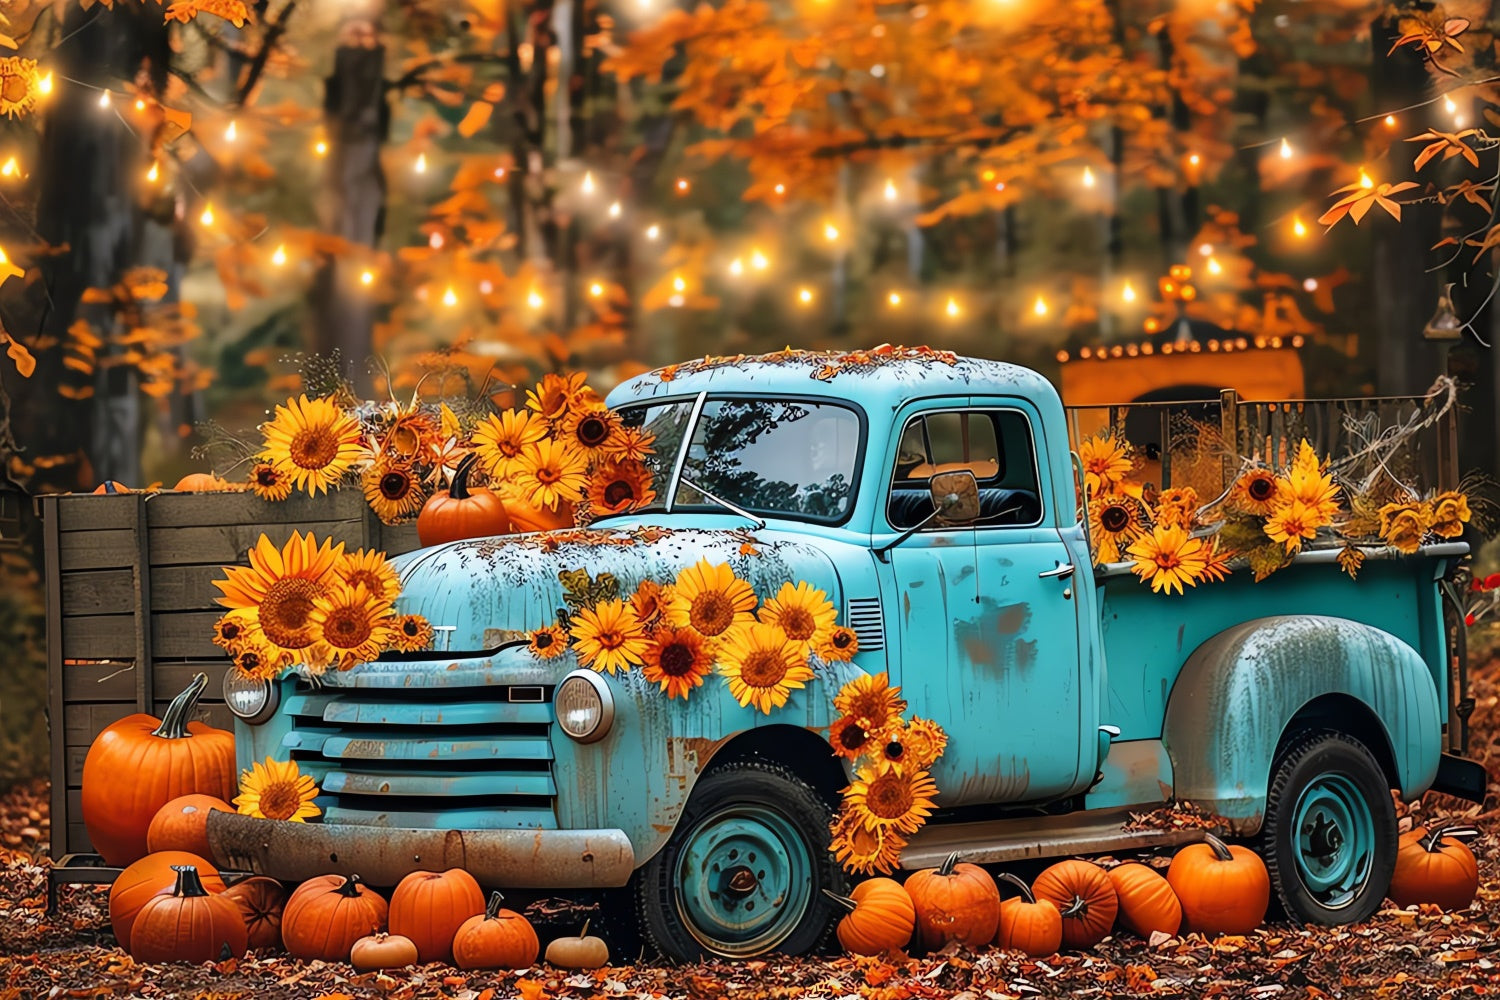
[562,404,623,454]
[259,394,364,495]
[629,580,674,634]
[569,598,648,675]
[1154,487,1199,531]
[234,757,321,822]
[757,581,838,651]
[392,613,434,652]
[833,672,906,732]
[867,728,913,770]
[817,626,860,663]
[829,808,908,875]
[667,559,759,638]
[902,717,949,769]
[338,548,401,602]
[1229,468,1280,516]
[1264,500,1321,553]
[1379,499,1431,554]
[828,714,877,761]
[0,58,40,120]
[843,764,939,834]
[516,439,590,512]
[601,425,656,464]
[212,608,259,654]
[361,457,428,524]
[1430,490,1471,539]
[213,531,346,663]
[1278,441,1340,524]
[526,371,591,426]
[641,626,716,699]
[1088,495,1147,564]
[307,581,398,670]
[588,459,657,516]
[472,409,548,481]
[247,462,291,503]
[1079,433,1132,496]
[1126,524,1208,595]
[718,621,816,714]
[381,410,436,464]
[528,622,570,660]
[232,641,282,682]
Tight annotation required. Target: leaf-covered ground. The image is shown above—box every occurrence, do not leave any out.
[3,659,1499,1000]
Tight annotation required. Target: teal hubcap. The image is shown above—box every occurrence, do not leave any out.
[1290,773,1374,909]
[675,805,813,956]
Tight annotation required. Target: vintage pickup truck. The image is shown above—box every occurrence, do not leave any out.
[206,351,1485,960]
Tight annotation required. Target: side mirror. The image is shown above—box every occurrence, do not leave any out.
[929,471,980,524]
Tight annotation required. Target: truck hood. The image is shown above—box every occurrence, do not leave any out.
[387,524,848,656]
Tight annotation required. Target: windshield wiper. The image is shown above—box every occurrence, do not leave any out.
[677,476,767,530]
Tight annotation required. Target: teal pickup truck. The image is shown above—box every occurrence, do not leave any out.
[207,351,1484,960]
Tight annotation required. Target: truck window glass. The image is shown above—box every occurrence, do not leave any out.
[888,409,1043,529]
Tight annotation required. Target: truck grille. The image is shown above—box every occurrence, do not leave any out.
[280,680,558,830]
[846,597,885,652]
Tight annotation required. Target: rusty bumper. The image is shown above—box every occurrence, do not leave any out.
[204,811,636,889]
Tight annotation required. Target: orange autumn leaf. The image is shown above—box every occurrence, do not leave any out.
[516,980,549,1000]
[1409,129,1480,172]
[5,333,35,377]
[457,100,494,137]
[164,0,250,27]
[1317,179,1418,227]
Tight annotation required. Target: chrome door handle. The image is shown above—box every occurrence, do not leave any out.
[1039,563,1075,580]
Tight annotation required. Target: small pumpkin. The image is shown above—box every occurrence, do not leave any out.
[221,875,289,951]
[904,851,1001,951]
[994,872,1063,958]
[109,850,226,946]
[389,867,486,964]
[452,890,540,970]
[504,495,575,534]
[1107,862,1182,939]
[416,455,511,546]
[1166,833,1270,935]
[351,932,420,972]
[544,918,611,970]
[174,472,233,492]
[822,879,915,956]
[92,481,131,494]
[146,793,234,859]
[281,873,389,961]
[129,865,247,963]
[1388,825,1480,911]
[1032,859,1118,949]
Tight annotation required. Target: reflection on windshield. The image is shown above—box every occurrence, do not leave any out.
[619,397,862,523]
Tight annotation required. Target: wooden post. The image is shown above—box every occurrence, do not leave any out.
[1219,388,1239,490]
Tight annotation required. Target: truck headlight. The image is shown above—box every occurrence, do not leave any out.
[223,671,278,725]
[555,670,614,743]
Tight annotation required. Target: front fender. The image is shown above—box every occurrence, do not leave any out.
[1161,615,1442,835]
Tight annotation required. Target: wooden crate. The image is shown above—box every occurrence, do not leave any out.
[40,488,421,858]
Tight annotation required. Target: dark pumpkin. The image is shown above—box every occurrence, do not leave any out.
[222,876,289,951]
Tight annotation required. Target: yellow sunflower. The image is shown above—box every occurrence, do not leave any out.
[1379,499,1431,554]
[833,672,906,732]
[528,622,570,660]
[234,757,321,822]
[213,531,347,663]
[629,580,675,634]
[817,625,860,663]
[526,371,591,426]
[569,599,648,675]
[1126,524,1207,595]
[259,394,364,495]
[601,425,656,464]
[248,461,293,502]
[561,403,622,454]
[337,548,401,603]
[0,57,40,120]
[902,717,949,770]
[1079,433,1132,496]
[667,559,759,638]
[307,581,398,671]
[829,808,908,876]
[1278,441,1340,524]
[1264,500,1321,553]
[1430,490,1471,539]
[828,714,878,761]
[844,764,939,835]
[392,614,434,652]
[515,439,590,512]
[212,608,259,654]
[757,581,838,651]
[867,727,916,771]
[1154,486,1199,531]
[718,621,815,714]
[232,641,283,682]
[1088,495,1147,564]
[361,457,428,524]
[587,459,657,517]
[640,626,716,700]
[1229,468,1280,516]
[472,409,547,481]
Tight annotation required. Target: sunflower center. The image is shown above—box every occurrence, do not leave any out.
[832,629,855,650]
[380,471,413,500]
[866,772,916,820]
[595,627,627,651]
[256,780,303,822]
[220,621,243,642]
[238,651,263,672]
[777,607,816,641]
[658,641,698,677]
[259,578,323,648]
[1248,476,1276,501]
[389,425,423,458]
[1155,549,1183,571]
[401,618,422,638]
[576,416,611,448]
[884,740,906,761]
[536,464,563,486]
[289,427,339,470]
[323,605,374,649]
[1100,504,1132,533]
[255,466,280,487]
[837,722,868,751]
[603,478,637,506]
[2,74,27,104]
[534,631,556,650]
[345,569,384,593]
[739,648,788,688]
[689,592,735,636]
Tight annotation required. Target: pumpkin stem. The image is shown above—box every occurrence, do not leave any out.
[820,888,859,913]
[1059,896,1089,920]
[1421,825,1482,851]
[450,454,479,501]
[995,872,1037,905]
[335,874,366,898]
[937,852,961,877]
[579,919,591,939]
[1201,832,1235,862]
[170,865,211,898]
[152,672,209,739]
[485,890,505,919]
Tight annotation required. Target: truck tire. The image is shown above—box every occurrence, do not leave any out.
[635,760,847,961]
[1256,729,1397,925]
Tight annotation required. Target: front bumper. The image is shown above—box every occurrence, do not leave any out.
[205,811,636,888]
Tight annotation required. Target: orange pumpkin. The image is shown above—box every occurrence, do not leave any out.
[1166,833,1270,935]
[452,891,540,970]
[110,851,227,947]
[1107,863,1182,939]
[823,879,916,956]
[1388,825,1480,911]
[146,794,234,859]
[281,874,389,961]
[92,481,131,494]
[130,865,247,963]
[174,472,233,492]
[1032,859,1118,949]
[995,872,1063,957]
[81,672,236,866]
[351,932,420,971]
[504,495,575,534]
[221,876,289,952]
[543,919,611,970]
[904,852,1001,951]
[416,455,511,546]
[389,867,486,964]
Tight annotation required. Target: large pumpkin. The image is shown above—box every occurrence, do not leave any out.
[281,874,389,961]
[1166,833,1269,935]
[81,672,236,866]
[452,891,540,970]
[995,872,1062,958]
[1107,863,1182,939]
[110,851,227,946]
[1388,825,1480,911]
[222,876,289,951]
[904,852,1001,951]
[1032,859,1118,949]
[129,866,247,963]
[389,868,486,964]
[416,455,511,546]
[823,879,916,956]
[146,794,234,860]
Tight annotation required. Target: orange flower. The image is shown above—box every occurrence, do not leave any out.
[588,459,656,516]
[526,371,591,425]
[667,559,758,638]
[1265,500,1321,553]
[601,425,656,464]
[1079,433,1132,496]
[828,714,877,761]
[1430,490,1471,539]
[1378,499,1431,554]
[817,625,860,662]
[1278,440,1340,525]
[902,717,949,770]
[1088,495,1147,564]
[844,765,939,834]
[472,409,547,481]
[392,614,434,652]
[1126,524,1208,595]
[640,626,715,699]
[248,461,292,502]
[628,580,674,634]
[515,439,590,512]
[561,404,622,454]
[833,672,905,732]
[1229,468,1280,517]
[569,598,648,675]
[829,808,908,876]
[1154,487,1199,531]
[528,622,570,660]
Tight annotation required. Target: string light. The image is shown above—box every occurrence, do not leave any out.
[823,222,839,242]
[581,170,595,195]
[1206,256,1222,275]
[673,275,686,292]
[608,201,621,218]
[146,160,159,183]
[38,73,52,96]
[1082,166,1095,188]
[645,224,660,240]
[1187,153,1201,166]
[589,282,604,297]
[884,178,898,201]
[1033,295,1048,316]
[527,289,544,309]
[887,291,902,307]
[271,245,287,267]
[1384,114,1397,128]
[751,249,769,270]
[225,120,238,142]
[199,204,215,227]
[0,158,18,178]
[442,286,458,307]
[797,287,813,304]
[1445,97,1457,114]
[675,177,689,193]
[1359,168,1373,189]
[1292,215,1307,238]
[773,183,785,195]
[1121,281,1136,304]
[729,258,744,276]
[314,138,328,156]
[945,297,961,318]
[1279,137,1292,158]
[1303,277,1318,292]
[98,90,111,109]
[134,99,146,112]
[1198,243,1213,256]
[415,153,428,174]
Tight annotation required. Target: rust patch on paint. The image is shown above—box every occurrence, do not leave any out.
[995,603,1031,635]
[962,634,998,666]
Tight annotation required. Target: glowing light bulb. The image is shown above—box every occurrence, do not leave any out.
[608,201,621,218]
[824,222,839,241]
[1359,169,1373,189]
[645,224,660,240]
[225,120,238,142]
[0,158,17,178]
[1082,166,1095,188]
[527,289,544,309]
[38,73,52,96]
[673,275,686,292]
[199,204,214,227]
[884,178,897,201]
[1384,114,1397,128]
[774,183,785,195]
[146,160,159,183]
[1445,97,1457,114]
[945,297,960,318]
[589,282,604,297]
[98,90,111,109]
[675,177,689,193]
[1033,295,1048,316]
[438,287,455,307]
[798,287,813,304]
[888,291,902,307]
[1303,277,1318,292]
[1292,215,1307,238]
[1120,282,1135,304]
[1199,243,1213,256]
[1188,153,1201,166]
[134,99,146,112]
[1279,137,1292,158]
[581,171,595,194]
[360,270,375,286]
[729,258,744,276]
[271,245,287,266]
[415,153,428,173]
[1206,256,1222,275]
[751,250,768,270]
[314,139,328,156]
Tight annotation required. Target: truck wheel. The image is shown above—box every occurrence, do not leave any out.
[1257,730,1397,925]
[636,760,847,961]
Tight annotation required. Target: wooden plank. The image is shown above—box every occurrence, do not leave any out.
[43,495,67,863]
[133,494,153,714]
[149,565,240,612]
[64,746,90,786]
[151,611,226,659]
[154,661,232,701]
[374,522,421,557]
[51,494,138,530]
[63,703,137,745]
[60,570,135,616]
[58,529,137,571]
[66,823,90,856]
[61,616,136,659]
[147,520,367,567]
[146,489,367,528]
[62,661,136,702]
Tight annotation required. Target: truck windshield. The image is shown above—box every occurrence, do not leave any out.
[614,396,862,524]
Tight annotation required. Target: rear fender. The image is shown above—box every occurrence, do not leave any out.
[1161,615,1442,835]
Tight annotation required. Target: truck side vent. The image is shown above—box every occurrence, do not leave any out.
[846,597,885,653]
[508,686,545,703]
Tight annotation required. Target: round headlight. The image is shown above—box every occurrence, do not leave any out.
[223,671,277,725]
[555,670,614,743]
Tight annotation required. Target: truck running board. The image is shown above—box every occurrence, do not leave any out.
[899,807,1207,869]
